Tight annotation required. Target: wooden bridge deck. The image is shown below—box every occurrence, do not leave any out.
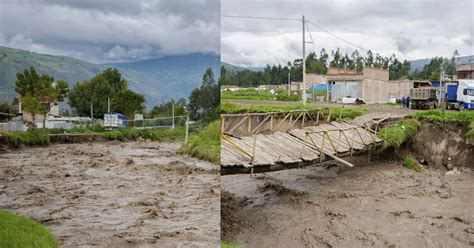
[221,120,382,170]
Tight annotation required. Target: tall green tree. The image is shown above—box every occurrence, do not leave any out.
[68,68,144,119]
[220,65,229,85]
[148,98,186,118]
[15,67,69,128]
[188,68,219,122]
[0,101,15,121]
[111,90,145,119]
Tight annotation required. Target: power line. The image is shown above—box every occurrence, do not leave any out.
[306,19,368,52]
[305,22,315,52]
[222,14,369,53]
[221,14,300,21]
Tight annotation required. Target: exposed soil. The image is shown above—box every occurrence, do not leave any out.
[409,121,474,169]
[221,157,474,247]
[0,141,220,247]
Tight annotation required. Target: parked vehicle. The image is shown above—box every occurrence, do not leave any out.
[103,113,127,129]
[446,80,474,110]
[409,87,439,109]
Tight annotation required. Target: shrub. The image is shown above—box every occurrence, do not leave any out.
[3,129,50,147]
[141,128,185,141]
[117,127,140,140]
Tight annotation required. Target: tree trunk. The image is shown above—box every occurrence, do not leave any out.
[31,114,36,129]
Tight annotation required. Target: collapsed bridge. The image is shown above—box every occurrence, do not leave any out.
[221,109,397,175]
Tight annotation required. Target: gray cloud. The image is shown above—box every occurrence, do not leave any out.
[222,0,473,67]
[0,0,220,63]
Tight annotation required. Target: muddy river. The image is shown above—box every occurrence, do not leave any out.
[0,141,220,247]
[222,157,474,247]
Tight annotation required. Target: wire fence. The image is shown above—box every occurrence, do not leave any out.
[127,115,187,130]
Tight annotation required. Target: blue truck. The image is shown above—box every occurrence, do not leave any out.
[445,80,474,110]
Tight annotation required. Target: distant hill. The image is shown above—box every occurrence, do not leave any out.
[108,53,219,105]
[409,55,474,73]
[221,62,263,73]
[0,46,219,107]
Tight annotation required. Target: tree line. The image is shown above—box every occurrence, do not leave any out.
[148,68,219,122]
[221,48,461,87]
[12,66,219,126]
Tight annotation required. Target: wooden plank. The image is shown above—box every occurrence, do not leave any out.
[221,117,387,168]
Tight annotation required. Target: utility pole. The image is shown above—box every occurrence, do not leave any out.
[184,114,189,145]
[288,72,291,97]
[302,15,307,105]
[439,66,443,107]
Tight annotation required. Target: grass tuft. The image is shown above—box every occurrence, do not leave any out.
[0,210,58,248]
[378,119,420,149]
[221,243,243,248]
[403,156,423,172]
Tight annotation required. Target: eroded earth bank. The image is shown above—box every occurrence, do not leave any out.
[222,122,474,247]
[0,141,220,247]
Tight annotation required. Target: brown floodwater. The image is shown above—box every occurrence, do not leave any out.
[222,156,474,247]
[0,141,220,247]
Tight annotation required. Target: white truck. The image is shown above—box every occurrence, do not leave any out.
[446,80,474,110]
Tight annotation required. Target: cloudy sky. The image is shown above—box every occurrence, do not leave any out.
[222,0,473,67]
[0,0,220,63]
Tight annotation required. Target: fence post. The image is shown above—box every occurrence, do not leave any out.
[172,102,175,130]
[184,114,189,145]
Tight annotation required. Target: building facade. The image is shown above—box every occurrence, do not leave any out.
[326,67,392,103]
[456,63,474,79]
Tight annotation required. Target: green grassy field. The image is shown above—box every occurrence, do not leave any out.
[221,88,274,101]
[221,88,326,102]
[178,121,220,164]
[1,127,186,147]
[412,110,474,137]
[221,102,366,120]
[0,210,58,248]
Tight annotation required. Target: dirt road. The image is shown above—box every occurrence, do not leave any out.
[0,141,220,247]
[222,158,474,247]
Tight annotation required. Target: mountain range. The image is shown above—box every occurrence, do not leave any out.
[221,62,263,73]
[0,46,219,107]
[409,55,474,73]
